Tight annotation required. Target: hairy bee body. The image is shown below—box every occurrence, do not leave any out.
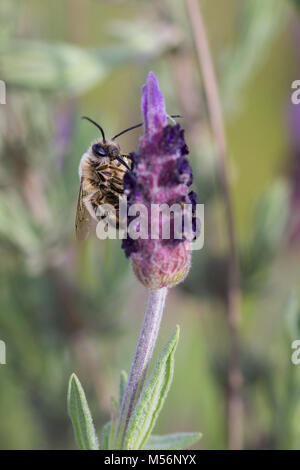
[76,139,130,240]
[75,114,181,240]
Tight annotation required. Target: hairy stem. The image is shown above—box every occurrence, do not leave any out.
[186,0,243,450]
[114,287,168,449]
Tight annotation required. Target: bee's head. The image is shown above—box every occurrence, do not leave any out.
[92,140,120,158]
[82,116,121,159]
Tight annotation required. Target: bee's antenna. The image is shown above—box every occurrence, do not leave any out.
[112,114,182,140]
[112,123,143,140]
[82,116,106,143]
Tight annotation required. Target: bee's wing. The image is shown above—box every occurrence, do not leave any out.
[75,179,94,241]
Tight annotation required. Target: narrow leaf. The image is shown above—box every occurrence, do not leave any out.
[125,326,180,450]
[109,397,119,450]
[100,421,112,451]
[67,373,98,450]
[119,370,128,408]
[145,432,202,450]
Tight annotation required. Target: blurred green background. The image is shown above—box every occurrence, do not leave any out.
[1,0,300,450]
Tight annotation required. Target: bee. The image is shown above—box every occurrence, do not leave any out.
[76,114,182,240]
[76,116,138,240]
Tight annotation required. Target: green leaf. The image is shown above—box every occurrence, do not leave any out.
[119,370,128,408]
[109,396,120,450]
[67,373,98,450]
[124,326,180,450]
[145,432,202,450]
[100,421,112,451]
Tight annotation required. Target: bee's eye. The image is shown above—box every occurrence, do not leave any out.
[92,143,107,157]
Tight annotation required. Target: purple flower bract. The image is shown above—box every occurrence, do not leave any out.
[122,72,198,289]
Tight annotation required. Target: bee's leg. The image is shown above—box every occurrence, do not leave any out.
[114,156,131,170]
[112,177,123,190]
[121,154,137,166]
[166,114,182,124]
[111,184,124,194]
[121,154,135,171]
[84,192,99,221]
[122,154,137,167]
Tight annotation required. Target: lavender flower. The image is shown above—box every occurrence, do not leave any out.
[122,72,198,289]
[68,75,202,451]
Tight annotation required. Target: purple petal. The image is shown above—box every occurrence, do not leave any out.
[142,72,167,136]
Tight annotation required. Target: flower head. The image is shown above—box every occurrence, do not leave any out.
[122,72,199,289]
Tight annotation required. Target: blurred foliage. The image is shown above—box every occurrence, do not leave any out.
[221,0,286,114]
[2,27,180,93]
[0,0,300,450]
[291,0,300,10]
